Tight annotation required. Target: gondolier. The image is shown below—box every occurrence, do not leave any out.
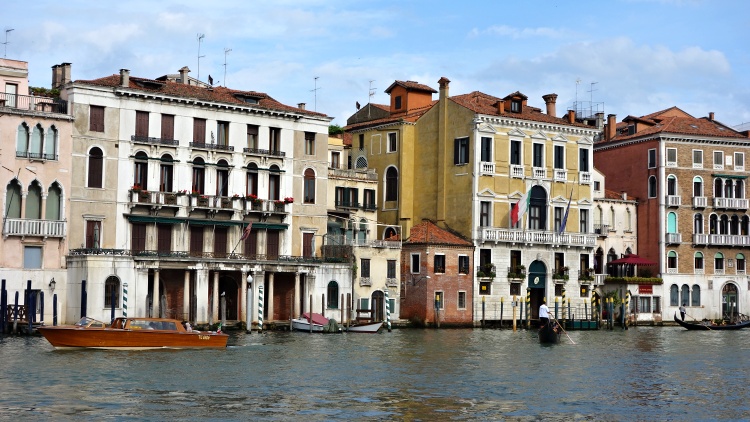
[539,299,550,326]
[679,304,686,321]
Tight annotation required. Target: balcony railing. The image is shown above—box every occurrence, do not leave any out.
[190,142,234,152]
[693,233,708,245]
[359,277,372,287]
[553,169,567,182]
[130,190,188,207]
[693,196,707,208]
[714,198,749,209]
[3,218,66,237]
[243,147,285,157]
[579,171,591,184]
[0,92,68,114]
[532,167,546,179]
[665,233,682,244]
[593,223,609,236]
[16,151,58,161]
[386,278,399,288]
[478,227,597,248]
[328,168,377,181]
[68,248,335,264]
[131,135,179,146]
[708,234,750,246]
[510,165,524,178]
[480,162,495,175]
[666,195,681,207]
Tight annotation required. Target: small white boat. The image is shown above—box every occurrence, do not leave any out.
[291,312,341,333]
[346,321,383,334]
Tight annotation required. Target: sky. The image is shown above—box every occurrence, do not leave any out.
[4,0,750,128]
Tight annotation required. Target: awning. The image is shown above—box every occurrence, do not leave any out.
[607,254,658,266]
[712,174,748,179]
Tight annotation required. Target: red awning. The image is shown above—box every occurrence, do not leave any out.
[302,312,329,326]
[607,254,658,266]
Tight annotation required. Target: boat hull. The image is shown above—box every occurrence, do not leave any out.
[37,326,228,349]
[291,318,324,332]
[346,322,383,333]
[673,314,750,331]
[538,323,561,344]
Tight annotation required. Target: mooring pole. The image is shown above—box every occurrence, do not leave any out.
[40,292,44,324]
[27,280,33,333]
[500,296,504,328]
[81,279,87,318]
[309,295,313,333]
[481,296,485,329]
[512,295,517,332]
[525,288,531,329]
[53,294,58,326]
[0,279,6,334]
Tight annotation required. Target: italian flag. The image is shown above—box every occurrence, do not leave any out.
[511,187,531,226]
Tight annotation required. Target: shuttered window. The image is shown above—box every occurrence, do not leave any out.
[135,111,149,137]
[88,147,104,188]
[214,227,227,258]
[244,229,257,257]
[266,230,279,260]
[190,226,204,256]
[131,223,146,252]
[90,105,104,132]
[161,114,174,140]
[157,224,172,253]
[193,118,206,142]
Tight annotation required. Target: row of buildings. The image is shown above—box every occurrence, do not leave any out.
[2,56,749,328]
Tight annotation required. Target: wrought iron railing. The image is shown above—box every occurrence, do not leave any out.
[68,248,327,263]
[131,135,179,146]
[243,147,285,157]
[189,141,234,151]
[0,92,67,114]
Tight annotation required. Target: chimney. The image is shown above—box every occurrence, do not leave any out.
[297,103,306,110]
[621,191,627,201]
[709,112,715,121]
[542,93,558,117]
[179,66,190,84]
[119,69,130,88]
[61,63,72,85]
[438,76,450,101]
[496,100,505,114]
[567,109,576,124]
[606,114,617,141]
[51,64,61,89]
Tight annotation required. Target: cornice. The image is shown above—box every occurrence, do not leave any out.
[477,115,600,138]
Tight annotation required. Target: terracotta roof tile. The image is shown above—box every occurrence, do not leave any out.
[343,101,437,131]
[602,189,631,200]
[385,80,438,94]
[75,74,329,118]
[602,113,747,144]
[404,220,473,246]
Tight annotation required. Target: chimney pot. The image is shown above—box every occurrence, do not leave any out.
[497,100,505,114]
[119,69,130,88]
[542,94,558,117]
[438,76,450,100]
[709,112,715,121]
[297,103,306,110]
[567,109,575,124]
[61,63,72,85]
[179,66,190,84]
[621,191,627,200]
[606,114,617,141]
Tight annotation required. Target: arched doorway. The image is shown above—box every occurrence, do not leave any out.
[528,186,547,230]
[594,247,604,275]
[528,260,547,319]
[722,283,739,321]
[371,290,385,321]
[219,276,239,320]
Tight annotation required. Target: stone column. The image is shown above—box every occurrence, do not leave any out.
[268,272,275,322]
[183,270,190,321]
[241,270,247,325]
[294,272,301,317]
[195,267,209,324]
[152,269,160,318]
[212,271,220,322]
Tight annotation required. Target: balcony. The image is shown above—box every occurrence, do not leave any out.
[506,266,526,280]
[693,233,709,245]
[478,227,597,248]
[693,196,707,208]
[242,198,289,214]
[714,197,749,210]
[0,92,67,114]
[386,278,399,288]
[593,223,609,236]
[328,168,377,181]
[532,167,546,179]
[243,148,285,157]
[16,151,58,161]
[553,169,567,182]
[3,218,66,237]
[666,195,681,207]
[665,233,682,244]
[131,135,179,146]
[480,162,495,175]
[510,164,524,178]
[130,190,187,207]
[708,234,750,246]
[189,141,234,152]
[359,277,372,287]
[579,171,591,184]
[335,200,360,210]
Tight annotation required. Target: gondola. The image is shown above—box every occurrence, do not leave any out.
[674,313,750,331]
[538,320,561,344]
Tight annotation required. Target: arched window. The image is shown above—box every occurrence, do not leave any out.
[709,214,718,234]
[355,156,368,169]
[668,251,677,271]
[626,208,632,231]
[667,212,677,233]
[693,176,703,197]
[528,185,547,230]
[736,180,745,199]
[268,164,281,200]
[134,151,148,190]
[680,284,690,306]
[327,281,339,309]
[694,214,703,234]
[88,147,104,188]
[725,179,733,198]
[30,124,44,158]
[216,159,229,197]
[385,167,398,202]
[191,157,205,194]
[647,176,657,198]
[610,207,616,229]
[159,154,174,192]
[46,183,62,220]
[670,284,679,306]
[720,215,729,235]
[25,181,42,220]
[104,276,121,308]
[731,215,740,235]
[742,216,750,236]
[16,123,30,156]
[246,163,258,196]
[694,252,703,270]
[691,285,701,306]
[304,168,315,204]
[45,126,58,160]
[5,180,22,218]
[714,178,723,198]
[383,226,397,240]
[358,218,367,243]
[667,175,677,196]
[715,252,724,272]
[737,253,746,273]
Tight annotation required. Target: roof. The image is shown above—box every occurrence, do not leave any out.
[384,80,438,94]
[404,220,473,246]
[344,101,437,131]
[603,189,631,201]
[75,74,329,118]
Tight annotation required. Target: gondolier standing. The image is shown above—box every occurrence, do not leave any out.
[679,303,686,321]
[539,299,550,326]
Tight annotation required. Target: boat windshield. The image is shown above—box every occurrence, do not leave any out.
[75,317,106,328]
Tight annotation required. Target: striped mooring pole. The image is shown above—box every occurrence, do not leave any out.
[122,283,128,318]
[257,283,264,332]
[384,288,392,332]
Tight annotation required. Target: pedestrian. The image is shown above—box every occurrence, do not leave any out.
[679,303,686,321]
[539,298,550,327]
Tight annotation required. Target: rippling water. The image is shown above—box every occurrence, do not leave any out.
[1,327,749,421]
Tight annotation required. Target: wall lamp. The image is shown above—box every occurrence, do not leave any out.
[411,274,431,286]
[49,277,56,292]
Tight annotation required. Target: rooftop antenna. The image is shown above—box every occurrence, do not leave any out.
[2,28,14,58]
[575,78,581,105]
[223,48,232,87]
[310,76,320,111]
[589,82,598,106]
[197,33,205,81]
[368,80,376,118]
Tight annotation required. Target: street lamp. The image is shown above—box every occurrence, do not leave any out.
[411,274,431,286]
[49,278,56,292]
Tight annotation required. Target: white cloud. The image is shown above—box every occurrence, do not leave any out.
[469,25,571,39]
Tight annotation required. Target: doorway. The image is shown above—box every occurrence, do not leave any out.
[722,283,739,320]
[371,290,385,321]
[218,276,239,320]
[528,260,547,319]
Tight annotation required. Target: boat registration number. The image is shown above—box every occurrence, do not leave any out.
[198,335,211,340]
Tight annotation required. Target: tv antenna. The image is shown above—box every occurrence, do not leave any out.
[197,33,205,81]
[310,76,320,111]
[368,80,376,118]
[589,82,598,105]
[575,78,581,105]
[223,48,232,87]
[2,28,14,58]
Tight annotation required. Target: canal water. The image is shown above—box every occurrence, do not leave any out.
[1,327,749,421]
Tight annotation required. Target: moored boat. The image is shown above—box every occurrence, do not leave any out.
[291,312,341,333]
[346,321,383,334]
[538,321,561,344]
[673,313,750,331]
[37,317,228,349]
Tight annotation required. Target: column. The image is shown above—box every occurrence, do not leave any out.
[212,271,219,322]
[183,270,190,321]
[268,272,275,322]
[195,268,209,324]
[241,270,247,325]
[294,272,301,317]
[152,270,160,318]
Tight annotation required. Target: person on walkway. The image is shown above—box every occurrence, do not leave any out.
[539,299,551,327]
[679,303,686,321]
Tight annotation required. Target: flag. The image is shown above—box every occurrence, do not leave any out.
[558,189,573,235]
[356,101,361,110]
[216,322,222,334]
[511,187,532,226]
[240,223,252,241]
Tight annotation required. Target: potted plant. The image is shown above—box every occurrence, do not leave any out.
[477,263,496,279]
[284,196,294,204]
[164,193,177,204]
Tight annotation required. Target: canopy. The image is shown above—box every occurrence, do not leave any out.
[607,254,658,266]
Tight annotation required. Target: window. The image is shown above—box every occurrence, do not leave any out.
[387,132,397,153]
[666,148,677,166]
[528,185,547,230]
[638,296,652,313]
[510,140,522,165]
[510,283,521,296]
[216,161,229,197]
[554,206,564,233]
[454,137,469,165]
[511,100,521,112]
[691,284,701,306]
[694,214,704,234]
[190,226,204,256]
[480,201,490,227]
[157,224,172,253]
[385,167,398,202]
[554,145,564,169]
[104,276,120,308]
[88,147,104,188]
[44,126,58,160]
[246,124,259,149]
[160,154,174,192]
[668,251,677,271]
[648,149,656,168]
[435,292,444,309]
[667,175,677,196]
[5,83,18,107]
[434,255,446,273]
[25,182,41,219]
[327,281,339,308]
[735,152,745,171]
[191,157,205,194]
[134,151,148,189]
[23,246,42,269]
[713,151,724,169]
[737,253,746,272]
[394,95,402,110]
[46,183,62,220]
[555,284,563,297]
[481,137,492,162]
[359,297,370,311]
[269,127,281,153]
[458,291,466,309]
[594,181,601,191]
[680,284,690,306]
[159,114,174,141]
[693,150,703,168]
[715,252,724,271]
[358,134,365,151]
[193,118,206,143]
[330,151,340,169]
[648,176,657,198]
[359,258,370,278]
[626,208,632,231]
[90,105,105,132]
[16,123,29,156]
[579,148,590,172]
[387,260,396,278]
[458,256,469,274]
[670,284,679,306]
[304,168,315,204]
[532,143,544,167]
[693,176,703,197]
[580,209,588,233]
[653,297,661,313]
[410,253,420,273]
[246,163,258,196]
[268,165,281,200]
[86,220,101,248]
[363,189,376,210]
[580,285,589,297]
[135,111,149,138]
[217,121,229,146]
[132,223,146,253]
[29,124,42,158]
[305,132,315,155]
[667,212,677,234]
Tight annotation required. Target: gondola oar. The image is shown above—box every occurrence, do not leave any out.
[551,316,576,344]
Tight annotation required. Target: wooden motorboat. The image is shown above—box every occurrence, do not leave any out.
[673,313,750,331]
[291,313,341,333]
[538,321,561,344]
[37,317,228,349]
[346,321,383,334]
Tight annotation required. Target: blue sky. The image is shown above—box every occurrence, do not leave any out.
[4,0,750,128]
